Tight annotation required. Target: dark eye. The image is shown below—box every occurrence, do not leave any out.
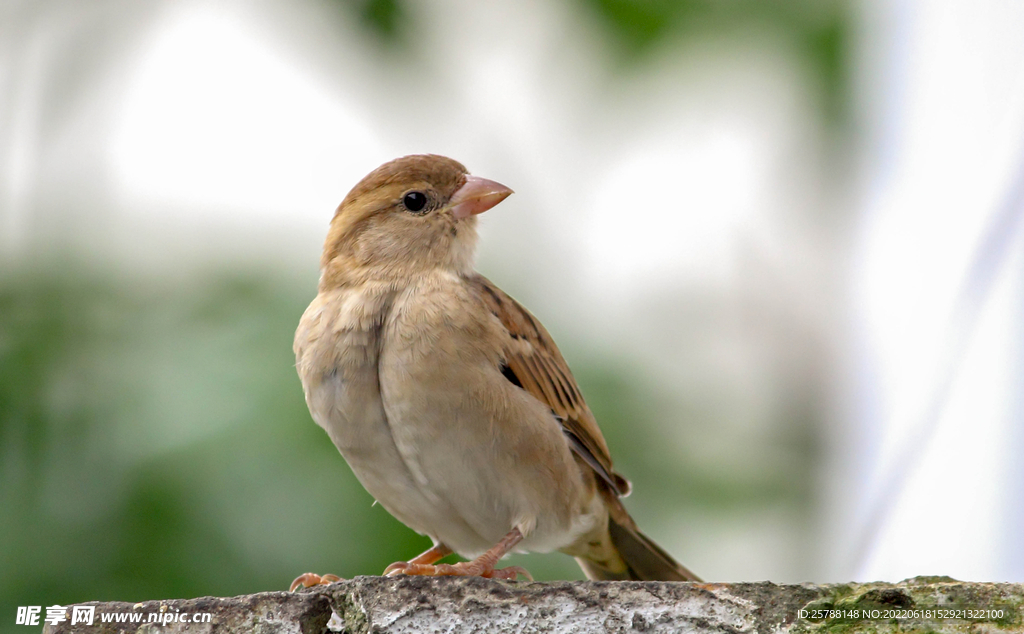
[402,191,428,213]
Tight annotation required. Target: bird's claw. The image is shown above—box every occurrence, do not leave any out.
[383,561,412,577]
[383,561,531,581]
[289,572,342,591]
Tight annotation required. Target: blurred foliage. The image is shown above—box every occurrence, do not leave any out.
[580,0,853,126]
[359,0,405,39]
[0,265,815,622]
[343,0,852,128]
[0,0,841,623]
[0,269,426,613]
[581,0,852,126]
[344,0,847,129]
[329,0,409,45]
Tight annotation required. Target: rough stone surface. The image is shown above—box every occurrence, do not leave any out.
[44,576,1024,633]
[40,591,331,634]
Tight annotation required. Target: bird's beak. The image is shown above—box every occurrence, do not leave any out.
[449,176,513,219]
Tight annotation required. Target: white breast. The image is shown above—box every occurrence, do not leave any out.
[295,283,489,553]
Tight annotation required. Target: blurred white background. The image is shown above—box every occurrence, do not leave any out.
[2,0,1022,598]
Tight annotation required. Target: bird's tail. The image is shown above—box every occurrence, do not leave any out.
[575,501,701,581]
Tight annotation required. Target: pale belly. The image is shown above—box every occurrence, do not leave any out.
[307,369,504,557]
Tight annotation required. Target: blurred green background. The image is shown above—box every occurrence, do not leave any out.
[1,0,851,624]
[0,262,821,602]
[7,1,1024,625]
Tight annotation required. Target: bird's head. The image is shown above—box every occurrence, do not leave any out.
[319,154,513,289]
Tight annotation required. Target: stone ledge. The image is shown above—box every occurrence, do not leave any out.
[43,576,1023,633]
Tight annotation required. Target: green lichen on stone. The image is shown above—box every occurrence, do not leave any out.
[330,589,369,634]
[794,578,1023,633]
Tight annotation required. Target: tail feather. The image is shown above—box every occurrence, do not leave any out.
[576,509,701,581]
[606,517,701,581]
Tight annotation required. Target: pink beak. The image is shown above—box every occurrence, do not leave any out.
[449,175,513,219]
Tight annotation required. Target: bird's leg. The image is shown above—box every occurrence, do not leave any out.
[383,543,453,576]
[384,528,532,581]
[289,572,342,592]
[408,542,455,565]
[293,544,457,590]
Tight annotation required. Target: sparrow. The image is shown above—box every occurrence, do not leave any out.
[290,154,699,589]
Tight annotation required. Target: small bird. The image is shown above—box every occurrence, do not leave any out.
[290,154,699,588]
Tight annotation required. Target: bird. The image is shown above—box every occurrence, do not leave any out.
[290,154,699,589]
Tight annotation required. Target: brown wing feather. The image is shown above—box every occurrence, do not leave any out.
[467,274,631,497]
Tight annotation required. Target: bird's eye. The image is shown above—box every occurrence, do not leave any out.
[402,191,428,213]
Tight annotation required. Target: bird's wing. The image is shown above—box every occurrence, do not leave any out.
[466,274,631,497]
